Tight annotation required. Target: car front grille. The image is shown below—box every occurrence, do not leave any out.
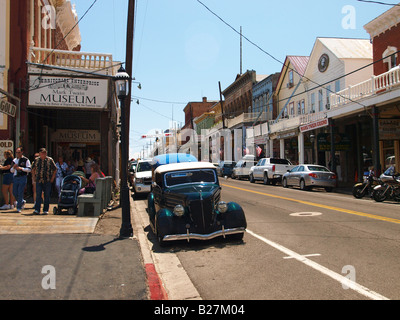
[189,197,215,233]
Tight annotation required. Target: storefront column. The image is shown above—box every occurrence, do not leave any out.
[269,139,274,158]
[298,132,304,164]
[280,139,285,158]
[372,106,381,175]
[395,140,400,173]
[329,118,336,173]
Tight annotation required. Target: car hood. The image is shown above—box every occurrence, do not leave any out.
[135,171,152,179]
[165,183,220,201]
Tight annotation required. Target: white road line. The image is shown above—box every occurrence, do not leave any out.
[246,229,389,300]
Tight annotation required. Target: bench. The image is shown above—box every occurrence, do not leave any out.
[77,176,112,217]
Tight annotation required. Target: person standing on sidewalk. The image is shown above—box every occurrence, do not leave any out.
[55,156,68,197]
[0,150,16,210]
[31,148,57,215]
[10,147,31,213]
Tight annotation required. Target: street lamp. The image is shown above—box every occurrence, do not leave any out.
[115,66,133,239]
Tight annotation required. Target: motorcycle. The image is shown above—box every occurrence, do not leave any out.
[352,172,380,199]
[372,173,400,202]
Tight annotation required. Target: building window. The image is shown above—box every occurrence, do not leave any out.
[288,70,294,88]
[318,89,323,112]
[297,101,301,115]
[335,80,341,92]
[301,100,305,114]
[383,46,398,70]
[326,85,331,109]
[289,102,294,116]
[310,93,315,113]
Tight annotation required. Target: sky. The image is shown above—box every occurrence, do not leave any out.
[73,0,391,159]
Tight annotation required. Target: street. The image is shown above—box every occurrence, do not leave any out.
[134,178,400,300]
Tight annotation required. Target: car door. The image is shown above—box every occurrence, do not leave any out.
[293,165,304,186]
[287,166,299,185]
[254,159,264,179]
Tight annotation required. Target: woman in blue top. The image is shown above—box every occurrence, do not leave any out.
[0,150,16,210]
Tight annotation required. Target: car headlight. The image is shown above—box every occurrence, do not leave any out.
[216,201,228,213]
[173,205,185,217]
[136,178,143,184]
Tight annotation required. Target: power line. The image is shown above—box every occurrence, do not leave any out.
[356,0,400,6]
[132,95,187,105]
[195,0,381,110]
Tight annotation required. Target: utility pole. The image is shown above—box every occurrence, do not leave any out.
[125,0,135,139]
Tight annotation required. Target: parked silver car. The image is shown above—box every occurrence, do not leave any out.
[282,164,336,191]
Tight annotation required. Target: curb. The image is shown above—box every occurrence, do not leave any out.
[130,194,201,300]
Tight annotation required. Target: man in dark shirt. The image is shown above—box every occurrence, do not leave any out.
[31,148,57,215]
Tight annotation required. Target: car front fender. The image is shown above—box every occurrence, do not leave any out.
[155,208,175,237]
[147,192,156,220]
[223,202,247,229]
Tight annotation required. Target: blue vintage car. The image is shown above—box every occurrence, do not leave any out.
[147,162,247,246]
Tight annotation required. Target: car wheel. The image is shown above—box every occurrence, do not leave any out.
[300,179,308,191]
[325,187,333,192]
[249,174,255,183]
[53,207,58,215]
[229,233,244,241]
[263,174,270,185]
[282,178,288,188]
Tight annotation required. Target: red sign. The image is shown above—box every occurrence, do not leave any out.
[300,119,328,133]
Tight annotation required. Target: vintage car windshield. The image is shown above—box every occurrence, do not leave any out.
[164,169,217,187]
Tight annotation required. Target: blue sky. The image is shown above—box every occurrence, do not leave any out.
[73,0,389,158]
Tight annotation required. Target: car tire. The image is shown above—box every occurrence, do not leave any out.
[300,179,308,191]
[263,173,270,185]
[229,233,244,241]
[249,174,255,183]
[325,187,333,192]
[282,178,288,188]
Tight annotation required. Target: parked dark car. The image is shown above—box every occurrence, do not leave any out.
[216,161,236,177]
[147,162,247,246]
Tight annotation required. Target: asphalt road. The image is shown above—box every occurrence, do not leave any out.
[137,178,400,300]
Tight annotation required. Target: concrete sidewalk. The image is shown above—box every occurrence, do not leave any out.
[0,197,149,300]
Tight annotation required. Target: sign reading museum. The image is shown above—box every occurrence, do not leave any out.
[28,75,108,109]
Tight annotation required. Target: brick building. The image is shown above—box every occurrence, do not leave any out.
[364,5,400,76]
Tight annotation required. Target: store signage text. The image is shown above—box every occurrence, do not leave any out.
[0,99,16,117]
[52,130,101,143]
[300,119,328,133]
[28,76,108,109]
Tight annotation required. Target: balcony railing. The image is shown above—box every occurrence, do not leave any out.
[226,112,269,128]
[30,47,115,75]
[330,66,400,108]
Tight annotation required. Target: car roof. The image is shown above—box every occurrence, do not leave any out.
[155,161,216,174]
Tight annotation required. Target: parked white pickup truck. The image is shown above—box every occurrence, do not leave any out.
[249,158,295,185]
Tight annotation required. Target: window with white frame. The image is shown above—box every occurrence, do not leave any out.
[318,89,323,112]
[310,93,315,113]
[383,46,398,70]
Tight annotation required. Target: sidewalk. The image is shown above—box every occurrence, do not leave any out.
[0,196,149,300]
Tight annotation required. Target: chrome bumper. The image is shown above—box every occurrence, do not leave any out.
[162,227,246,242]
